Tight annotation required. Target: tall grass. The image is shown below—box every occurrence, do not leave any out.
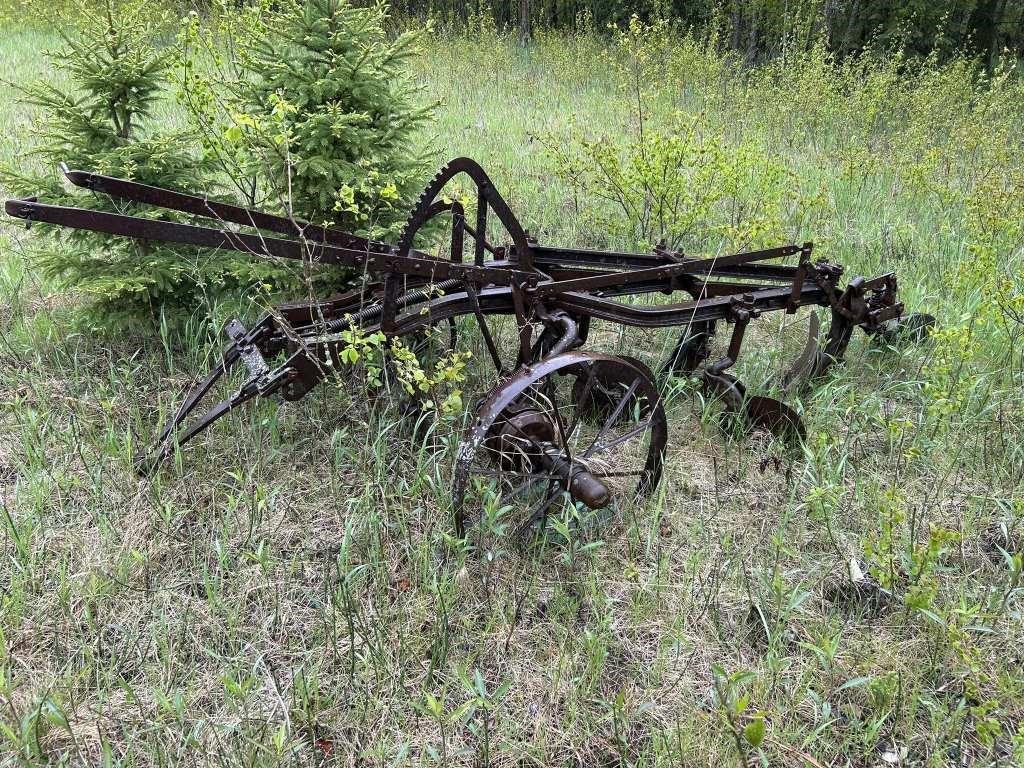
[2,17,1024,766]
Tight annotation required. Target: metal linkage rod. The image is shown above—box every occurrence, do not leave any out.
[60,166,379,252]
[531,244,803,297]
[4,199,537,288]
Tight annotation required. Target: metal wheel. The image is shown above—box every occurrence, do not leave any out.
[452,351,668,540]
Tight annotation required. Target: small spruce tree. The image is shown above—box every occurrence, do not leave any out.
[1,0,213,320]
[232,0,434,235]
[178,0,437,297]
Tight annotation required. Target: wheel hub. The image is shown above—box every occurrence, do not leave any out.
[484,404,610,509]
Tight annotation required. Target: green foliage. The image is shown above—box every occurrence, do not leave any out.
[545,115,797,252]
[543,17,798,252]
[178,0,435,298]
[234,0,434,233]
[711,665,764,765]
[0,0,220,320]
[329,322,469,416]
[394,0,1024,67]
[3,0,438,318]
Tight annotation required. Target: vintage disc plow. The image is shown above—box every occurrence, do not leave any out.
[5,157,933,537]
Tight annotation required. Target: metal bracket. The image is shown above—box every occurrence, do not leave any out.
[787,242,813,313]
[224,318,270,382]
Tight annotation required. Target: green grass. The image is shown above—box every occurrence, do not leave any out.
[3,17,1024,768]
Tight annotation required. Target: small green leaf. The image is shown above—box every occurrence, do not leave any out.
[734,694,749,714]
[836,675,873,693]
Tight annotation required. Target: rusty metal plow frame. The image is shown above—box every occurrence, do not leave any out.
[5,157,933,537]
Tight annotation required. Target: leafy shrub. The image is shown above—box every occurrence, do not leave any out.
[544,116,798,253]
[542,17,798,253]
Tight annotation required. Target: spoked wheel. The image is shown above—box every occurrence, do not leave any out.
[452,351,668,542]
